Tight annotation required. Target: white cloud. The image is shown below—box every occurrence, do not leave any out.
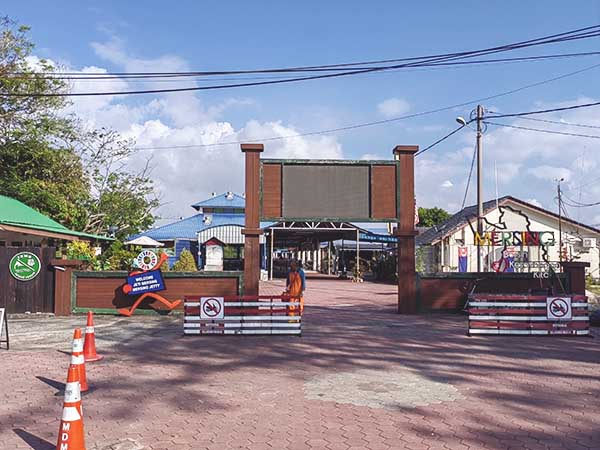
[526,165,572,182]
[441,180,453,188]
[415,97,600,225]
[57,38,343,220]
[376,97,410,118]
[525,198,543,208]
[360,153,385,160]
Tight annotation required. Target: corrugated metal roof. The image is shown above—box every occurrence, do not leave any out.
[130,213,245,241]
[191,192,245,210]
[0,194,112,241]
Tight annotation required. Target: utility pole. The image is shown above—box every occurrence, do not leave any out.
[557,178,564,262]
[476,104,484,272]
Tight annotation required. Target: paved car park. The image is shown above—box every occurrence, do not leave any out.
[1,279,599,449]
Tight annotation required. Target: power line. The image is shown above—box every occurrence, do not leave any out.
[484,121,600,139]
[21,50,600,81]
[561,193,600,207]
[487,99,600,119]
[415,126,465,156]
[516,116,600,129]
[461,143,478,209]
[16,24,600,78]
[4,25,600,97]
[129,62,600,152]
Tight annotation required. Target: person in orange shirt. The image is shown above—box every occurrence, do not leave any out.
[285,260,305,316]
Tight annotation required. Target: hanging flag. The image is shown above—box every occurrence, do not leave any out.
[458,247,468,272]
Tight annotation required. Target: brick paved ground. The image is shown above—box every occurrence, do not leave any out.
[1,279,599,450]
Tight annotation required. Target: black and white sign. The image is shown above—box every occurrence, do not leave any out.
[547,297,572,320]
[200,297,224,319]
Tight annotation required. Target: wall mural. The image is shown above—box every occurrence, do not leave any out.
[466,205,560,274]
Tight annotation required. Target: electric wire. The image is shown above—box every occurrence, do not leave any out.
[18,24,600,77]
[486,100,600,119]
[415,126,466,156]
[461,143,478,209]
[515,116,600,129]
[561,193,600,207]
[4,25,600,97]
[484,121,600,139]
[129,62,600,152]
[19,50,600,81]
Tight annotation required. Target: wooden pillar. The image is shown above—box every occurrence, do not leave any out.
[393,145,419,314]
[561,261,590,295]
[241,143,264,295]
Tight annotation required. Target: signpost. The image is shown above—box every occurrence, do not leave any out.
[9,251,41,281]
[0,308,8,350]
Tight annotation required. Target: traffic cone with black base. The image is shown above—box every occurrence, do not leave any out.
[83,311,103,362]
[71,328,88,392]
[56,364,86,450]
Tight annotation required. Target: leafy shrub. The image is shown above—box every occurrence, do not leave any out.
[172,249,197,271]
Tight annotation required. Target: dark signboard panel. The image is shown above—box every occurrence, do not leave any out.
[282,164,370,219]
[260,159,399,222]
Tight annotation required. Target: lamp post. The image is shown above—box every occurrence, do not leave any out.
[456,104,485,272]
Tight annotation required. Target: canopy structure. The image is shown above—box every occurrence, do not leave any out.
[124,236,165,247]
[0,194,112,242]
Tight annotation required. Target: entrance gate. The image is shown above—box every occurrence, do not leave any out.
[240,144,419,313]
[0,246,55,314]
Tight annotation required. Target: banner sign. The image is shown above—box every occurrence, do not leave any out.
[359,232,397,243]
[125,270,165,296]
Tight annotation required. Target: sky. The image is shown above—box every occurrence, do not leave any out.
[6,1,600,227]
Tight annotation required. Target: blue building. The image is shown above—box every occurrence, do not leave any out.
[132,191,395,275]
[129,192,262,269]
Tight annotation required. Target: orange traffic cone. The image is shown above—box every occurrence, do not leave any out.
[56,364,86,450]
[71,328,88,392]
[83,312,103,362]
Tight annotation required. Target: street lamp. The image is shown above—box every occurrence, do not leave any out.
[457,105,485,272]
[456,116,468,127]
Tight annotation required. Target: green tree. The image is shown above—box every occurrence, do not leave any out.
[0,18,158,237]
[172,249,197,272]
[418,207,451,227]
[0,17,90,229]
[78,128,159,239]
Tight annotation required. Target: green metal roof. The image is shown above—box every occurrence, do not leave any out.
[0,195,113,241]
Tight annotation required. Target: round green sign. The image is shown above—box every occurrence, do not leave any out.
[9,252,42,281]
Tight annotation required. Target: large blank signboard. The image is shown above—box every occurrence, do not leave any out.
[261,160,399,222]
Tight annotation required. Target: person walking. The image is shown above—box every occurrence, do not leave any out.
[285,260,305,316]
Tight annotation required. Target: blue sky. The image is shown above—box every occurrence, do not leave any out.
[7,1,600,224]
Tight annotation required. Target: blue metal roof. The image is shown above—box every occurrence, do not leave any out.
[191,192,245,210]
[130,213,245,241]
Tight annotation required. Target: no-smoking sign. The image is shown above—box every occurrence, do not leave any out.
[546,297,572,320]
[200,297,224,319]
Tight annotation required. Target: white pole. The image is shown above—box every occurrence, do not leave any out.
[269,229,274,280]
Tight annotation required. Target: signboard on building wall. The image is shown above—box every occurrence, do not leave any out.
[260,159,400,222]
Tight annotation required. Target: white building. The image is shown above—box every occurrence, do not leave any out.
[416,196,600,278]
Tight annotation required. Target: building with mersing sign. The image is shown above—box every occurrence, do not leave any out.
[416,196,600,278]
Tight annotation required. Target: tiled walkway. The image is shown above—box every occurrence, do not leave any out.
[1,279,599,449]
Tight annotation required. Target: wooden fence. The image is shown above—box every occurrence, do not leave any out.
[68,271,243,315]
[0,247,55,314]
[184,294,302,335]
